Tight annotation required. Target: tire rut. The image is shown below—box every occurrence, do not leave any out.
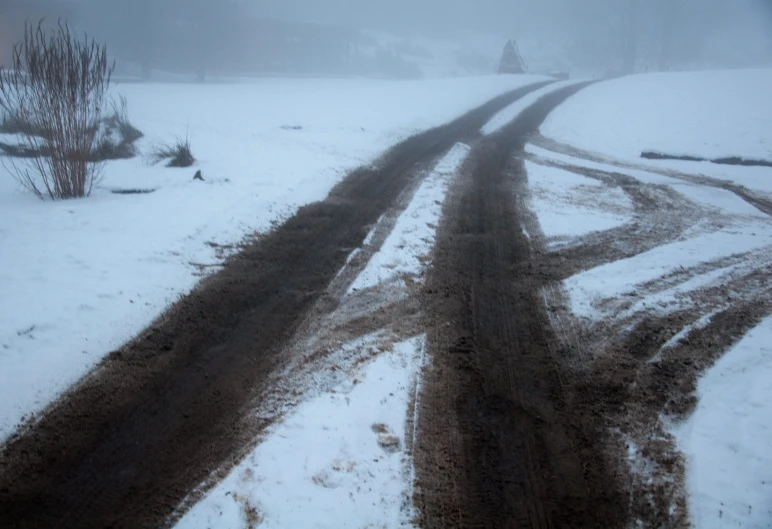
[525,154,729,280]
[414,83,627,529]
[0,81,551,529]
[530,133,772,218]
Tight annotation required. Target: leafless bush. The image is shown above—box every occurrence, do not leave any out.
[150,136,195,168]
[0,21,114,200]
[0,111,24,134]
[92,96,144,161]
[107,95,143,145]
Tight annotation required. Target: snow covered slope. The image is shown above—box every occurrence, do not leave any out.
[543,69,772,162]
[541,69,772,193]
[0,75,543,441]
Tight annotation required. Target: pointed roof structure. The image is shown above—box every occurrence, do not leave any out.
[498,39,526,74]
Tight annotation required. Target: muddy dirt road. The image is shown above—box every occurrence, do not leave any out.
[3,78,762,528]
[412,84,628,529]
[410,84,771,529]
[0,82,552,529]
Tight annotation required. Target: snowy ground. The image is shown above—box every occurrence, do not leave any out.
[541,69,772,196]
[525,161,632,246]
[676,317,772,529]
[528,151,772,529]
[532,68,772,529]
[0,75,545,442]
[178,336,426,529]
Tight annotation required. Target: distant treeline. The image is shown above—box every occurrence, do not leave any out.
[1,0,422,79]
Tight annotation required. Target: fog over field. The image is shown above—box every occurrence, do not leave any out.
[5,0,768,78]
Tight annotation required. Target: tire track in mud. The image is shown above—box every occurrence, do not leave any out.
[571,293,772,528]
[0,82,551,529]
[523,139,772,526]
[530,133,772,217]
[524,154,730,280]
[414,83,628,529]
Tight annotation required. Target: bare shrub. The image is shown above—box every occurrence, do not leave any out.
[92,96,144,161]
[0,111,24,134]
[150,136,195,168]
[0,21,114,200]
[107,95,143,145]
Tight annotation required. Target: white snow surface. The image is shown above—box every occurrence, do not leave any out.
[525,161,632,243]
[176,336,425,529]
[0,75,544,441]
[674,316,772,529]
[542,69,772,163]
[350,142,469,293]
[481,80,584,135]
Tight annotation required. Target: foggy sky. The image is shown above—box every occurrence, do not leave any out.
[247,0,578,35]
[248,0,772,36]
[248,0,540,33]
[51,0,772,77]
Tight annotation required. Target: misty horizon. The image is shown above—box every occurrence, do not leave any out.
[2,0,772,78]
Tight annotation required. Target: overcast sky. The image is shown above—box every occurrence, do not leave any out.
[247,0,772,35]
[246,0,555,34]
[54,0,772,75]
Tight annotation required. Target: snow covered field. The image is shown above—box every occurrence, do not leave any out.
[0,75,544,441]
[541,69,772,195]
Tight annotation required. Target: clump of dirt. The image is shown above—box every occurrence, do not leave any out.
[232,493,263,529]
[371,423,389,434]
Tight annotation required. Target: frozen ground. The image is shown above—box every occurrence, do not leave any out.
[0,75,544,441]
[4,66,771,528]
[481,80,583,135]
[528,150,772,528]
[349,142,469,293]
[524,160,632,245]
